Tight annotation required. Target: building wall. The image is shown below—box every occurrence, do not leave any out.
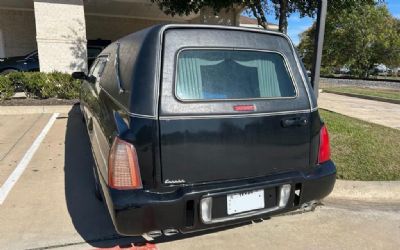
[0,9,36,57]
[34,0,87,73]
[85,15,175,42]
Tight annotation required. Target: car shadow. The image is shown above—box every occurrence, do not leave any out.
[64,104,252,248]
[64,105,143,247]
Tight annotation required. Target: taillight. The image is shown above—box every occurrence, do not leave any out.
[233,105,255,112]
[318,124,331,164]
[108,137,142,190]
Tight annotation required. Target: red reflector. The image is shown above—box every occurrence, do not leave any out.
[318,125,331,164]
[108,137,142,190]
[233,105,255,112]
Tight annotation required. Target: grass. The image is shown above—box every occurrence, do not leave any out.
[320,109,400,181]
[323,86,400,102]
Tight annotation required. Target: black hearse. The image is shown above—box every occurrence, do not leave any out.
[74,24,336,238]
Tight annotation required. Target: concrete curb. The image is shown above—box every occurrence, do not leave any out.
[328,180,400,202]
[0,105,73,114]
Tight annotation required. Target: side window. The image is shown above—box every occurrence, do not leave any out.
[89,60,99,76]
[90,57,108,92]
[90,57,107,79]
[91,57,107,79]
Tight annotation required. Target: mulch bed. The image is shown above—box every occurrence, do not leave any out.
[0,98,79,106]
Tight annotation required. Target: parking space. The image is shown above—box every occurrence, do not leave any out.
[0,106,399,250]
[0,108,136,249]
[0,114,51,185]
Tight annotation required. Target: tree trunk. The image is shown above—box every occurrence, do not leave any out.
[278,0,288,34]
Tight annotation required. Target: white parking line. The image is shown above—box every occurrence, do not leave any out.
[0,113,59,205]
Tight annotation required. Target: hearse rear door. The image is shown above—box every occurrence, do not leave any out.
[158,28,314,185]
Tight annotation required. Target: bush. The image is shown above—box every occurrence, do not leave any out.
[0,76,14,100]
[1,71,80,100]
[49,72,80,99]
[25,72,58,98]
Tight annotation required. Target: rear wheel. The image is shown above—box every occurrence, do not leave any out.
[92,164,103,201]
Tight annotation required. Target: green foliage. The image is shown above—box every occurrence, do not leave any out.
[0,72,80,101]
[151,0,380,32]
[0,76,14,101]
[48,72,80,99]
[298,4,400,78]
[25,72,58,98]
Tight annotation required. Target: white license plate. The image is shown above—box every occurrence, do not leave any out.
[227,189,265,215]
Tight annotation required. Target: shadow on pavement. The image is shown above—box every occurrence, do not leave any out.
[64,105,143,247]
[64,105,252,248]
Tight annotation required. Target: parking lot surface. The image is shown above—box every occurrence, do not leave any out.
[0,106,399,250]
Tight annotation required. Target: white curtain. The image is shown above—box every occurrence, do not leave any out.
[235,57,283,97]
[176,57,223,99]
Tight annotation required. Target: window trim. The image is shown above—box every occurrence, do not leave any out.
[173,47,299,103]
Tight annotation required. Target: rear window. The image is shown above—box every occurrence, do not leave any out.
[175,49,296,101]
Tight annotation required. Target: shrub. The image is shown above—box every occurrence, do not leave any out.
[49,72,80,99]
[3,71,80,100]
[7,71,26,92]
[25,72,58,99]
[0,76,14,100]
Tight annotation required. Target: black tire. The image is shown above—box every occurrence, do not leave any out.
[0,69,18,75]
[92,164,103,201]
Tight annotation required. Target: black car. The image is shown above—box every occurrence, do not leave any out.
[0,40,111,74]
[74,24,336,238]
[0,51,39,74]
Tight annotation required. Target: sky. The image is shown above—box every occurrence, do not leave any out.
[264,0,400,45]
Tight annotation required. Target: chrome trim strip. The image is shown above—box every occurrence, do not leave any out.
[93,125,108,167]
[173,48,299,102]
[114,42,125,94]
[99,86,157,119]
[159,109,311,120]
[200,185,288,224]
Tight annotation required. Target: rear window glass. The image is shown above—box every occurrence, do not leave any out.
[175,50,296,101]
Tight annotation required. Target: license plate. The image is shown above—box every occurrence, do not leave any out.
[227,189,264,215]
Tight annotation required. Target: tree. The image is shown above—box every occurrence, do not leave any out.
[298,4,400,78]
[151,0,380,33]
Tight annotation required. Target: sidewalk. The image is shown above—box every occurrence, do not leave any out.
[318,92,400,129]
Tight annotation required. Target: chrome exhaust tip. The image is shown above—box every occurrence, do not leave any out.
[163,228,179,236]
[146,230,163,239]
[301,200,319,212]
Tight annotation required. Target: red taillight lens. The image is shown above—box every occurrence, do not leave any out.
[233,105,255,112]
[108,137,142,190]
[318,125,331,164]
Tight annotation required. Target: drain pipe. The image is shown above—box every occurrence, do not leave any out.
[311,0,327,99]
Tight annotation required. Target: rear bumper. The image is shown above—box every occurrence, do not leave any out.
[99,161,336,236]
